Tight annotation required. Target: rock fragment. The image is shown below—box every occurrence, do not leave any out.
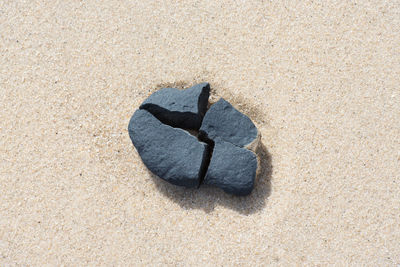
[128,109,208,188]
[140,82,210,130]
[199,98,258,148]
[203,138,258,196]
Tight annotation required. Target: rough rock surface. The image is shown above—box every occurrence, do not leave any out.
[203,138,258,196]
[140,82,210,130]
[199,98,258,147]
[128,109,208,188]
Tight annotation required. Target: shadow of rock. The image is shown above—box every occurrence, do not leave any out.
[149,141,273,215]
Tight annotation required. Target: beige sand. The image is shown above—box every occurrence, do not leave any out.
[1,1,399,266]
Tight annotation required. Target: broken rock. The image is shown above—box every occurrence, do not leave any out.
[128,109,208,188]
[129,83,262,196]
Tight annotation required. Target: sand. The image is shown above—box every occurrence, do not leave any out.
[1,1,399,266]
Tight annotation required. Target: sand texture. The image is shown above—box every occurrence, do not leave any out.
[1,1,399,266]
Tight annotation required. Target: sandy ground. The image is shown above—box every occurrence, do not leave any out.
[1,1,400,266]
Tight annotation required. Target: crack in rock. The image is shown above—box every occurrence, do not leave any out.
[197,131,215,187]
[128,83,260,196]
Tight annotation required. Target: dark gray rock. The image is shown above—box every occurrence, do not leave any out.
[129,83,261,196]
[203,139,257,196]
[128,109,208,188]
[140,82,210,130]
[199,98,258,148]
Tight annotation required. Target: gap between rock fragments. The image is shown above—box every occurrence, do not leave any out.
[197,131,215,188]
